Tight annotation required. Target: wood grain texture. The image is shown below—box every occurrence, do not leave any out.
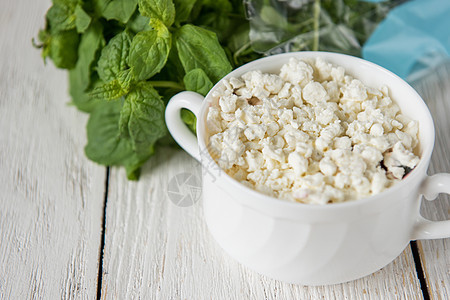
[1,0,449,299]
[102,149,423,299]
[0,1,105,298]
[412,64,450,300]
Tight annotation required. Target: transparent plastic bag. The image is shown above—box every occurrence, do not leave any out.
[244,0,404,57]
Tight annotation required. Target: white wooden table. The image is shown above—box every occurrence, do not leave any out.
[1,1,449,299]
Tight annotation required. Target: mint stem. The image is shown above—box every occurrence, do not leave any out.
[148,81,185,90]
[313,0,321,51]
[233,41,252,66]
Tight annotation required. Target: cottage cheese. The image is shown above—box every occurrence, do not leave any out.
[206,57,420,204]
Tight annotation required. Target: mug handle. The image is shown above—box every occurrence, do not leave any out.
[165,91,204,162]
[412,173,450,240]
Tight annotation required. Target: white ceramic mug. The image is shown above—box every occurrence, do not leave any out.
[165,52,450,285]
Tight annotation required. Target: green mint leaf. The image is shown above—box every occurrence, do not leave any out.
[118,97,132,139]
[181,109,196,133]
[119,82,166,159]
[69,74,102,112]
[90,0,108,17]
[85,100,148,180]
[173,0,196,24]
[85,100,134,165]
[97,30,133,82]
[179,67,208,135]
[36,29,52,62]
[138,0,175,27]
[117,68,133,88]
[127,12,151,33]
[70,22,105,93]
[48,29,80,69]
[128,26,171,81]
[201,0,232,12]
[175,24,232,83]
[37,28,50,45]
[74,5,92,33]
[183,68,213,96]
[125,163,142,180]
[89,80,127,101]
[159,38,185,84]
[102,0,138,23]
[53,0,79,5]
[90,69,133,101]
[47,2,77,33]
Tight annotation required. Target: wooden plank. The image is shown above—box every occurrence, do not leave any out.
[411,64,450,300]
[0,1,105,298]
[102,149,423,299]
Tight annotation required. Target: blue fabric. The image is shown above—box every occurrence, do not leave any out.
[362,0,450,80]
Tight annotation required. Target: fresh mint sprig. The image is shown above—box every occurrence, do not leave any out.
[37,0,243,179]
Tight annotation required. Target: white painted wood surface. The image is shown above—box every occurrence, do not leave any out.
[0,1,105,299]
[101,151,424,299]
[411,64,450,300]
[0,0,449,299]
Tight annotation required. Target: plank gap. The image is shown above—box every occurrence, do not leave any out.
[411,241,431,300]
[97,167,110,300]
